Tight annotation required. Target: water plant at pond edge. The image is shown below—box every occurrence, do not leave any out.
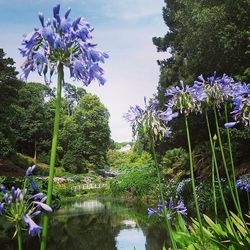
[19,4,108,250]
[0,165,52,250]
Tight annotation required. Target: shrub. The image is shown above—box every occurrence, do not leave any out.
[0,132,14,158]
[161,148,189,179]
[110,164,157,197]
[10,153,35,169]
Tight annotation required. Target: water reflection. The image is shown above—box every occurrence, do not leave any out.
[0,198,167,250]
[116,228,146,250]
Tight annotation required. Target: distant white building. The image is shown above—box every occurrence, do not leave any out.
[117,144,131,153]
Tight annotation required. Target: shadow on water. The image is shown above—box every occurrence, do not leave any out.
[0,198,168,250]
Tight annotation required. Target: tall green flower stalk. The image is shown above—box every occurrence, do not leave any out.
[147,124,177,250]
[224,103,242,216]
[17,227,22,250]
[184,116,203,240]
[213,105,242,217]
[211,147,218,222]
[40,63,63,250]
[205,111,239,239]
[20,5,108,250]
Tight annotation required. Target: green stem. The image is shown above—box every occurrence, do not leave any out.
[184,116,203,239]
[213,105,240,214]
[247,192,250,212]
[148,126,177,250]
[17,227,22,250]
[205,111,239,239]
[224,103,242,217]
[40,63,63,250]
[211,150,218,222]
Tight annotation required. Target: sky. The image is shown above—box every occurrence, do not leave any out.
[0,0,170,142]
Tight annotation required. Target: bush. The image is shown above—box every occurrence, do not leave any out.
[0,132,14,158]
[110,164,157,197]
[161,148,189,180]
[10,153,35,169]
[107,149,153,170]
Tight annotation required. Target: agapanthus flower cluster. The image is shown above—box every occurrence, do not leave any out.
[124,97,178,142]
[193,74,234,108]
[147,197,187,220]
[225,83,250,128]
[164,73,249,128]
[0,165,52,237]
[20,4,108,85]
[236,177,250,192]
[165,80,199,115]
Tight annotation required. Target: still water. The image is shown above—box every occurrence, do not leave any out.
[0,198,168,250]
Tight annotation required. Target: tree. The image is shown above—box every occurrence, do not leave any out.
[60,93,111,173]
[153,0,250,103]
[0,48,23,158]
[64,82,86,115]
[14,82,53,159]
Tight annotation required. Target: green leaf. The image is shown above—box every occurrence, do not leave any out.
[203,214,227,236]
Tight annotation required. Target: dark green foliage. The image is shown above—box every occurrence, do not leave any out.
[64,82,86,115]
[0,132,14,158]
[110,164,157,197]
[13,82,53,159]
[10,153,35,169]
[107,149,153,170]
[154,0,250,101]
[161,147,189,179]
[151,1,250,172]
[60,93,111,173]
[0,48,23,158]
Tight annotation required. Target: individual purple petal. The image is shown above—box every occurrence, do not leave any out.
[30,179,39,192]
[64,8,71,19]
[147,208,157,216]
[23,214,42,236]
[175,201,187,215]
[38,12,45,27]
[25,165,36,177]
[30,192,44,200]
[0,185,6,194]
[32,210,42,217]
[34,201,52,212]
[0,202,5,215]
[169,197,174,210]
[224,122,238,128]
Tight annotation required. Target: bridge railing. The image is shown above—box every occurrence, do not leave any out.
[71,183,106,191]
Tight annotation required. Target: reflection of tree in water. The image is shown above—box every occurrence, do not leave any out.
[0,199,168,250]
[47,210,118,250]
[143,225,168,250]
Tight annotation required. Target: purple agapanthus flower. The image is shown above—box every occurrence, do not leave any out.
[236,177,250,192]
[0,166,52,239]
[147,197,187,220]
[23,214,42,236]
[34,201,53,212]
[226,83,250,127]
[20,4,108,86]
[175,200,187,215]
[0,203,4,215]
[124,97,177,142]
[25,165,36,177]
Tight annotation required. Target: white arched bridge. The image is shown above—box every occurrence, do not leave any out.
[71,183,106,191]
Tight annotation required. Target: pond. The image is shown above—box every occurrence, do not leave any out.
[0,198,168,250]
